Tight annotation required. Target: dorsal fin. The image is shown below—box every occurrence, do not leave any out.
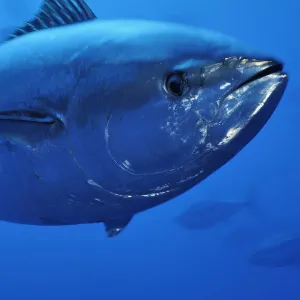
[8,0,97,41]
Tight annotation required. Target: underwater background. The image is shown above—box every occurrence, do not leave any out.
[0,0,299,299]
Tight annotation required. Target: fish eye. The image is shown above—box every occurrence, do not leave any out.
[165,72,188,97]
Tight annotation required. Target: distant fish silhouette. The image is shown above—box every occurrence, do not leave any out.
[248,232,300,268]
[174,199,254,230]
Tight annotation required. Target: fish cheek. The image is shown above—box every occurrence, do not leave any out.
[104,90,209,176]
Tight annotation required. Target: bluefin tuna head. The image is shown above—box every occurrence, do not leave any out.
[0,0,288,226]
[65,19,287,209]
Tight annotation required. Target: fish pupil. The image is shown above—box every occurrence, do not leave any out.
[166,72,184,96]
[170,80,181,95]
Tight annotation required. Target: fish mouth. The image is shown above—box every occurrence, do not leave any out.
[202,59,288,173]
[212,60,288,146]
[234,61,284,92]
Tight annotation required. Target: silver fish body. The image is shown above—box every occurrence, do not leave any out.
[0,0,288,236]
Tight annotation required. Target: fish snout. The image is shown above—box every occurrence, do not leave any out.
[207,57,288,149]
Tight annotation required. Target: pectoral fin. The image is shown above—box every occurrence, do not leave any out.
[103,215,133,237]
[0,110,63,145]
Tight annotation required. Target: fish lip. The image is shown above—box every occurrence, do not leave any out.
[234,62,285,91]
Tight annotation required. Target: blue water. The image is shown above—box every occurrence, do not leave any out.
[0,0,299,299]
